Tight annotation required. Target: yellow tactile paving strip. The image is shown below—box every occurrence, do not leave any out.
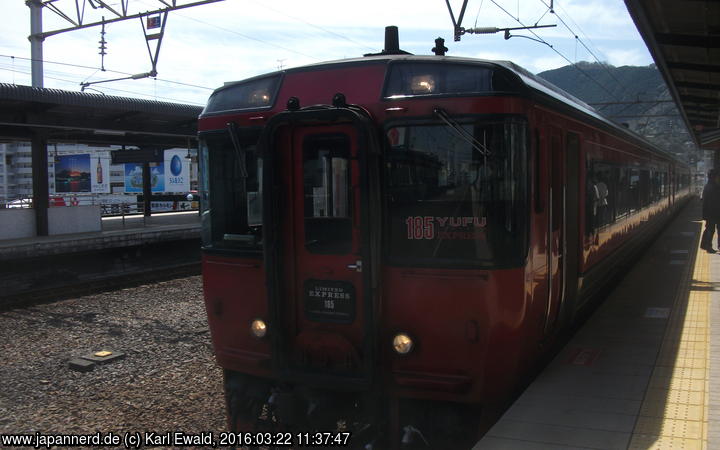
[629,240,710,450]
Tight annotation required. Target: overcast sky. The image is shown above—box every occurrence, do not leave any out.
[0,0,653,106]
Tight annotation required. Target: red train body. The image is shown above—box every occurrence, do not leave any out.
[198,46,691,448]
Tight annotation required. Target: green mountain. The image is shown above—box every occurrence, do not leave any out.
[537,62,694,159]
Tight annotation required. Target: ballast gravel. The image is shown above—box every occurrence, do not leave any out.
[0,275,227,437]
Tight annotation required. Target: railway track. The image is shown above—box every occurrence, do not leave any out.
[1,262,200,312]
[0,274,226,435]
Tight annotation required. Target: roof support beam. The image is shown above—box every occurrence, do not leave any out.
[680,94,720,105]
[684,105,720,112]
[688,118,717,126]
[687,112,718,120]
[655,32,720,48]
[675,80,720,90]
[667,61,720,73]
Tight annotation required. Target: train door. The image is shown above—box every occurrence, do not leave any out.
[544,128,579,331]
[289,126,364,334]
[563,133,580,323]
[263,110,379,385]
[544,130,564,332]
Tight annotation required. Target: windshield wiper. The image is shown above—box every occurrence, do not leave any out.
[433,108,491,156]
[227,121,248,178]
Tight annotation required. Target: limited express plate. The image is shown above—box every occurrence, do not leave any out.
[304,279,356,324]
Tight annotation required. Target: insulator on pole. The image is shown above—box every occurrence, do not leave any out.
[98,17,107,71]
[467,27,500,34]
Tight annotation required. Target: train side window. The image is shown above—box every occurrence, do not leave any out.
[650,170,660,202]
[302,134,352,254]
[616,166,629,218]
[587,161,613,231]
[639,170,650,207]
[661,171,667,198]
[628,168,640,213]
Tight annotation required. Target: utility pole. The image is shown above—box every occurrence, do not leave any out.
[23,0,221,233]
[27,0,44,87]
[25,0,224,89]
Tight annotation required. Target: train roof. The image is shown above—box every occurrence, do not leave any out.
[208,54,685,165]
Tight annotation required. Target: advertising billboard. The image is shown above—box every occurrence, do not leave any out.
[164,149,190,193]
[55,154,91,193]
[124,162,165,193]
[91,153,110,193]
[123,150,188,193]
[54,152,110,194]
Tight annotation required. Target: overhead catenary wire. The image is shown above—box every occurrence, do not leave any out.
[546,0,611,69]
[133,0,321,62]
[0,53,214,91]
[248,0,377,53]
[15,1,444,102]
[0,66,206,105]
[488,0,624,104]
[6,0,350,104]
[537,2,687,142]
[473,0,486,28]
[536,0,630,98]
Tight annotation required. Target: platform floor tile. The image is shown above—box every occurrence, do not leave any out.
[475,202,714,450]
[628,238,711,450]
[483,420,632,449]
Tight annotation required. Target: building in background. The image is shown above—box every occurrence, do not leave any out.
[0,142,35,203]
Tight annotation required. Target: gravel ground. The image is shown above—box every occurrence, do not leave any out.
[0,275,227,437]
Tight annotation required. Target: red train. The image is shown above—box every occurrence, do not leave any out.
[198,30,691,449]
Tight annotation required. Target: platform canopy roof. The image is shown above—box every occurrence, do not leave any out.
[625,0,720,150]
[0,83,203,148]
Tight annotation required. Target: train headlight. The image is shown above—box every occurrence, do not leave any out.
[392,333,414,355]
[250,319,267,338]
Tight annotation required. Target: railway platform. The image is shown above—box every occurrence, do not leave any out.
[0,211,200,304]
[475,198,718,449]
[0,210,199,261]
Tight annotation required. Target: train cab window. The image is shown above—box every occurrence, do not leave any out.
[384,117,528,268]
[384,63,523,98]
[302,134,352,254]
[203,75,281,115]
[199,131,263,252]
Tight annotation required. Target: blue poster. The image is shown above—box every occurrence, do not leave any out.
[124,162,165,193]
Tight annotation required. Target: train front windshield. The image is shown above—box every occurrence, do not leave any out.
[385,118,528,268]
[199,117,528,266]
[199,130,263,252]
